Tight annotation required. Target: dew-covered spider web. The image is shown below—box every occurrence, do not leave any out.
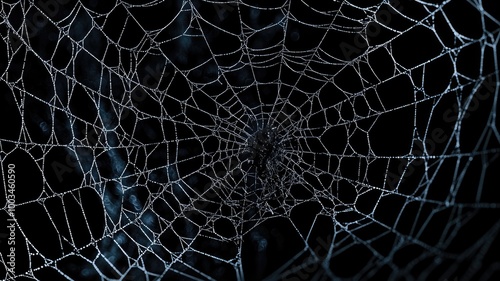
[1,0,500,280]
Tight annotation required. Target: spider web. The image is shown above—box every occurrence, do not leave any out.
[1,0,500,280]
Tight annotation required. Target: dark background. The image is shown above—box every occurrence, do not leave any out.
[1,0,500,280]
